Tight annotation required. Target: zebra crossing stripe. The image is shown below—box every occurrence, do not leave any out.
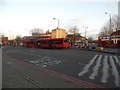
[101,55,109,83]
[109,56,120,87]
[89,55,102,79]
[113,56,120,66]
[78,54,98,76]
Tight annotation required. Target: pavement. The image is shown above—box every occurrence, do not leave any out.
[101,47,120,54]
[71,47,120,54]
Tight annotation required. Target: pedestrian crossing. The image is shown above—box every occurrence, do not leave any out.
[78,54,120,87]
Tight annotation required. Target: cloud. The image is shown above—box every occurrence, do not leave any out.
[0,0,5,8]
[64,17,85,31]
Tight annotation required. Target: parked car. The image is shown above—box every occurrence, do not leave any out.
[89,43,98,49]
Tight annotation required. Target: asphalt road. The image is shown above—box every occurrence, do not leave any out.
[2,45,120,88]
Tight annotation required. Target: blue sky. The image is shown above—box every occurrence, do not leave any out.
[0,0,119,39]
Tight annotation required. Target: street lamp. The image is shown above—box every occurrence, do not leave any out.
[25,28,30,36]
[73,26,77,48]
[83,26,88,48]
[83,26,88,38]
[105,12,112,33]
[53,18,60,29]
[105,12,113,48]
[9,30,11,40]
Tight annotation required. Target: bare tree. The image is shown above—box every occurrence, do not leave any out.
[15,35,22,45]
[112,15,120,31]
[99,15,119,36]
[88,36,93,41]
[30,28,44,35]
[68,26,79,34]
[68,26,79,47]
[46,29,50,34]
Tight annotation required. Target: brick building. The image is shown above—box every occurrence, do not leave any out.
[38,28,67,39]
[51,28,67,38]
[0,36,8,45]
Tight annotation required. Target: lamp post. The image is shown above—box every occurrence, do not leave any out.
[9,30,11,40]
[83,26,88,38]
[105,12,112,49]
[73,26,77,48]
[83,26,88,48]
[105,12,112,33]
[53,18,60,29]
[25,28,30,36]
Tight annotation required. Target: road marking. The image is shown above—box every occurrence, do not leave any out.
[78,54,98,76]
[89,55,102,79]
[7,61,13,64]
[78,63,86,65]
[109,56,120,87]
[78,54,120,87]
[101,55,109,83]
[113,56,120,66]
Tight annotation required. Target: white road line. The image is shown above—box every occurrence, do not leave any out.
[89,55,102,79]
[113,56,120,66]
[78,54,98,76]
[101,55,109,83]
[109,56,120,87]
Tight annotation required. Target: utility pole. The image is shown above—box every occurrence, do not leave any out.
[83,26,88,38]
[83,26,88,48]
[73,26,77,48]
[53,18,60,29]
[105,12,112,33]
[105,12,112,48]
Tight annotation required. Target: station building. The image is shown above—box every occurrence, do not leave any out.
[38,28,67,39]
[51,28,67,38]
[0,36,8,45]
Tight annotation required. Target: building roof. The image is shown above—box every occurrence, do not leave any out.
[52,28,66,31]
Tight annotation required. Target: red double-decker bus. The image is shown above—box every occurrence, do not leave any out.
[98,35,120,47]
[37,38,70,48]
[22,36,51,47]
